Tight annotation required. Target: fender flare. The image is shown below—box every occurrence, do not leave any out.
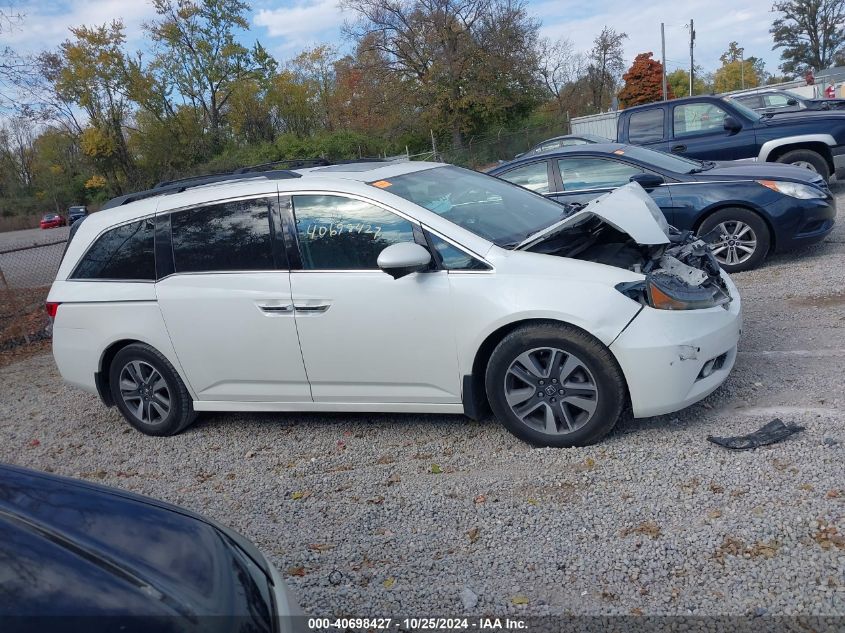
[758,134,836,162]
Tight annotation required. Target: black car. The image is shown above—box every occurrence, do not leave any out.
[516,134,609,158]
[0,463,301,632]
[489,143,836,272]
[67,205,87,225]
[731,89,845,115]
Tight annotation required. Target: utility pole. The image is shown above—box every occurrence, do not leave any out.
[689,19,695,96]
[661,23,668,101]
[740,48,745,89]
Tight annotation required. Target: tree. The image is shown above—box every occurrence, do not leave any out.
[617,52,669,107]
[342,0,541,150]
[40,21,137,193]
[146,0,272,152]
[667,67,710,97]
[0,1,34,112]
[771,0,845,75]
[536,37,585,115]
[713,42,765,92]
[586,27,627,111]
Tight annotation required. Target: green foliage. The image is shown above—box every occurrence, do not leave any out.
[771,0,845,74]
[714,42,766,92]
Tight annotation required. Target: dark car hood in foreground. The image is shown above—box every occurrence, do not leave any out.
[692,161,828,188]
[0,464,275,628]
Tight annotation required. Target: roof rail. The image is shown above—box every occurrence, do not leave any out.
[233,157,392,173]
[100,169,302,211]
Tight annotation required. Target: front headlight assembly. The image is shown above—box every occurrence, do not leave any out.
[617,274,731,310]
[757,179,825,199]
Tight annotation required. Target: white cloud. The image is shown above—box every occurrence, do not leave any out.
[253,0,348,55]
[5,0,158,55]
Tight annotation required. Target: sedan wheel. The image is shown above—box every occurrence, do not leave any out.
[709,220,757,268]
[504,347,598,435]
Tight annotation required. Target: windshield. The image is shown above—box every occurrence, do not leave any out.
[380,166,569,247]
[615,145,702,173]
[723,97,763,121]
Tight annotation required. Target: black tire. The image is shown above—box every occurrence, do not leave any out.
[109,343,196,436]
[697,207,771,273]
[775,149,830,181]
[485,323,626,448]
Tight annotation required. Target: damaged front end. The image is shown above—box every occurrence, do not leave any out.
[518,183,732,310]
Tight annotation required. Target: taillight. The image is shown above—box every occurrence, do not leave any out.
[45,302,61,318]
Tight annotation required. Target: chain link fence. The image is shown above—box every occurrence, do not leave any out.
[0,239,67,349]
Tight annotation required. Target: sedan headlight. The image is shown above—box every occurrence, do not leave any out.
[616,275,730,310]
[757,180,825,199]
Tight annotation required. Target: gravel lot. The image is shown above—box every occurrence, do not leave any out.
[1,187,844,619]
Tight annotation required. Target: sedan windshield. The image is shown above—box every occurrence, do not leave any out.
[722,97,763,121]
[381,166,568,247]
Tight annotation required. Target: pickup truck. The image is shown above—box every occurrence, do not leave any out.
[614,95,845,181]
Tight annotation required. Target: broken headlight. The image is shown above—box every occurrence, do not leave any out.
[616,274,731,310]
[757,180,825,200]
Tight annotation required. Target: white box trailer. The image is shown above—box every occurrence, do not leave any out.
[570,111,619,140]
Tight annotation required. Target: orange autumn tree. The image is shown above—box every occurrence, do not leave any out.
[618,52,671,108]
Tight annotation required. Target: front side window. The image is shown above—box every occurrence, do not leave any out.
[499,162,551,193]
[170,198,275,273]
[72,218,155,280]
[292,195,415,270]
[557,158,643,191]
[673,103,729,137]
[379,166,567,248]
[628,109,665,143]
[763,93,791,108]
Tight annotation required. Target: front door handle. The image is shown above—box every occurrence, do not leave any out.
[671,144,687,153]
[257,302,293,315]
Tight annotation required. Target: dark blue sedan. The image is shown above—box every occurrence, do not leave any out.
[489,143,836,272]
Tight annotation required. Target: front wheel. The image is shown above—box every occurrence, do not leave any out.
[109,343,196,436]
[485,324,626,447]
[775,149,830,182]
[697,207,770,273]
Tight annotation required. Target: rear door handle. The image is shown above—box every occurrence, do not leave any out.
[671,144,687,153]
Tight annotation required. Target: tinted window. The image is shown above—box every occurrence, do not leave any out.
[674,103,729,137]
[628,109,665,143]
[558,158,643,191]
[735,94,763,109]
[292,195,415,270]
[499,162,550,193]
[73,218,155,280]
[170,198,274,273]
[428,232,487,270]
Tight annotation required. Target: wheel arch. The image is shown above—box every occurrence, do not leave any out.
[463,318,630,420]
[691,203,777,252]
[763,140,834,173]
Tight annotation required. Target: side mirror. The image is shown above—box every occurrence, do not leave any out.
[786,98,798,106]
[377,242,432,280]
[723,116,741,133]
[629,173,664,190]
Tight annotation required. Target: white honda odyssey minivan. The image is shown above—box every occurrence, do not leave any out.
[47,160,741,447]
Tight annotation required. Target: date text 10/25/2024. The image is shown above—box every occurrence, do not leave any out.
[306,617,528,631]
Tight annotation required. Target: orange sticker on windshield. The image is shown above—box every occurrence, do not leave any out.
[371,180,393,188]
[613,149,625,155]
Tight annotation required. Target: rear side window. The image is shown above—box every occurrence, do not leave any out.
[628,109,665,143]
[170,198,275,273]
[72,219,155,280]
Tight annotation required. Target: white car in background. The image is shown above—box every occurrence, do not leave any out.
[47,161,741,447]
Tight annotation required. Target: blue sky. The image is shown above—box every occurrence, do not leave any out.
[4,0,785,75]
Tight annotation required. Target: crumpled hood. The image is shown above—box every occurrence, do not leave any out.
[517,183,670,249]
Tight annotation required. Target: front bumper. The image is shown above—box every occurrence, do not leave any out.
[610,273,742,418]
[765,193,836,252]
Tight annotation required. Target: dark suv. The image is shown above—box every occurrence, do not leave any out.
[615,95,845,181]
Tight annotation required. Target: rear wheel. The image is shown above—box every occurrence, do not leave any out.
[775,149,830,181]
[485,324,626,447]
[109,343,196,436]
[697,207,770,273]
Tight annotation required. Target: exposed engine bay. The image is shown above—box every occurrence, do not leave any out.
[517,184,732,309]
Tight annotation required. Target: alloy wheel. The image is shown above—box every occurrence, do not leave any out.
[791,160,818,172]
[119,360,172,425]
[710,220,757,267]
[503,347,598,435]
